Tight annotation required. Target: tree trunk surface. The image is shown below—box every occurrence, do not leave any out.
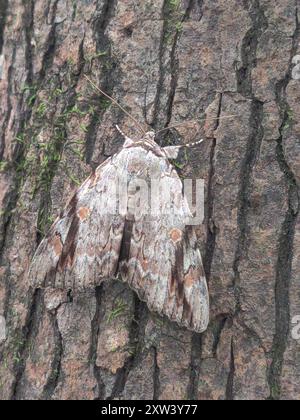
[0,0,299,400]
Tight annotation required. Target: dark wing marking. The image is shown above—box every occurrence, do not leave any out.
[29,157,126,289]
[118,148,209,333]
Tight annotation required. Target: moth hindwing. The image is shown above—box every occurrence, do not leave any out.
[29,131,209,333]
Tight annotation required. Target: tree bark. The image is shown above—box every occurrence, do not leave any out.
[0,0,299,400]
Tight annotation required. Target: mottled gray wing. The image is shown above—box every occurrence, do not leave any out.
[118,158,209,333]
[29,156,125,289]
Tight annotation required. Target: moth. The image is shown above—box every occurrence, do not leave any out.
[29,80,209,333]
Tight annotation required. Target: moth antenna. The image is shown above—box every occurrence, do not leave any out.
[84,75,146,136]
[183,139,204,148]
[163,139,204,159]
[116,124,126,137]
[156,114,238,135]
[116,125,134,147]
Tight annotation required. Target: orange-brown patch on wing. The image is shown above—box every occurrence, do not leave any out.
[50,234,63,257]
[169,228,183,244]
[141,259,149,271]
[87,245,95,258]
[89,171,101,188]
[77,207,90,220]
[184,267,197,287]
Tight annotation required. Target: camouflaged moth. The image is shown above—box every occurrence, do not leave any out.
[29,126,209,333]
[29,79,209,333]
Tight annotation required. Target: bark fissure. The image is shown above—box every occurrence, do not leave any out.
[42,313,63,400]
[36,31,87,242]
[152,0,194,135]
[212,316,228,358]
[187,333,202,400]
[204,93,223,281]
[268,9,300,400]
[107,297,146,400]
[89,286,106,400]
[226,339,235,400]
[85,0,118,165]
[230,0,267,397]
[1,0,46,255]
[188,93,223,400]
[236,0,268,97]
[153,346,160,400]
[0,0,8,55]
[11,289,43,400]
[38,24,57,83]
[164,0,195,131]
[23,0,34,85]
[0,0,36,166]
[151,0,170,131]
[233,99,264,304]
[0,1,38,344]
[2,3,89,398]
[233,0,266,315]
[94,0,116,34]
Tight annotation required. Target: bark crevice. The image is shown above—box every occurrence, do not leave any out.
[233,99,264,307]
[42,312,63,400]
[236,0,268,97]
[230,0,267,397]
[204,93,223,281]
[0,0,8,55]
[89,286,106,400]
[187,332,202,400]
[11,289,43,400]
[152,0,194,135]
[85,0,118,165]
[153,346,160,400]
[225,339,235,400]
[107,297,146,400]
[268,9,300,399]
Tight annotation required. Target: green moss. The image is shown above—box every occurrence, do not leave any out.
[0,160,8,172]
[165,0,185,45]
[36,102,47,118]
[37,207,55,237]
[80,123,88,133]
[168,0,181,10]
[8,333,25,365]
[172,148,188,170]
[86,50,108,64]
[107,299,129,323]
[23,84,38,107]
[13,71,99,239]
[15,133,26,144]
[99,97,111,111]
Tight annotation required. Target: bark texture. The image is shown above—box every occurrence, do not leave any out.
[0,0,299,400]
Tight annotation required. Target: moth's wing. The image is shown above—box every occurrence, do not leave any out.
[119,163,209,333]
[29,157,126,290]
